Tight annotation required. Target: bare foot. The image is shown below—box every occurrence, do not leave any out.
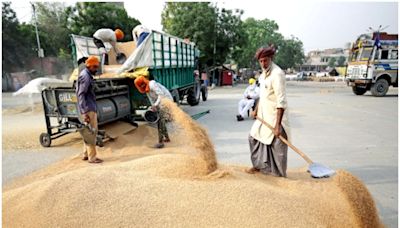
[245,167,260,174]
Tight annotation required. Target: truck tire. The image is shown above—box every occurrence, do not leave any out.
[187,82,200,106]
[370,78,389,97]
[201,85,208,101]
[171,89,180,105]
[39,133,51,147]
[352,86,367,95]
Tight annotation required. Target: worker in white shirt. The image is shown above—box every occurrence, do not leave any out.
[132,24,151,46]
[236,78,259,121]
[93,28,124,65]
[134,76,173,149]
[246,45,290,177]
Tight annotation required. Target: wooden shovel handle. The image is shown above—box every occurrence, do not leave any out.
[256,116,313,164]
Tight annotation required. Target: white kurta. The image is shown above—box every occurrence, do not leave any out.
[238,84,260,117]
[250,62,290,145]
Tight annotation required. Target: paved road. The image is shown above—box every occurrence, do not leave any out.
[3,82,398,227]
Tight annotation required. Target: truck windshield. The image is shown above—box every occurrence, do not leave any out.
[350,50,358,62]
[360,48,373,61]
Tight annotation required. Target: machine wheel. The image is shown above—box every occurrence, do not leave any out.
[187,82,201,106]
[171,89,180,105]
[96,135,104,147]
[39,133,51,147]
[201,85,208,101]
[371,78,389,97]
[352,86,367,95]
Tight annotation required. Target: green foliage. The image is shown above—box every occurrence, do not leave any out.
[328,57,337,67]
[162,2,245,66]
[337,56,346,66]
[162,2,216,65]
[238,18,304,70]
[162,5,305,70]
[235,17,283,69]
[35,2,71,57]
[214,8,246,66]
[2,2,140,73]
[274,36,305,70]
[67,2,140,42]
[2,2,34,72]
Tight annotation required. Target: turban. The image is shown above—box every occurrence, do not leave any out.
[249,78,256,85]
[85,56,100,67]
[134,76,150,93]
[115,29,124,40]
[255,45,276,60]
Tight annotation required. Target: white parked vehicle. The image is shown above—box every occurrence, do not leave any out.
[346,32,398,96]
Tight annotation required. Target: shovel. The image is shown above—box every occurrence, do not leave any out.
[256,116,335,178]
[77,122,97,146]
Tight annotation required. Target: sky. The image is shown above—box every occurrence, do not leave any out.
[11,0,398,53]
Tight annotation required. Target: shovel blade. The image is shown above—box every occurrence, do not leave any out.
[308,163,336,178]
[78,127,96,145]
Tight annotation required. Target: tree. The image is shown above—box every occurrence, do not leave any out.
[34,2,71,57]
[162,2,245,66]
[214,8,246,66]
[2,2,35,72]
[235,18,283,69]
[274,36,305,70]
[162,2,216,65]
[337,56,346,66]
[328,57,337,68]
[67,2,140,42]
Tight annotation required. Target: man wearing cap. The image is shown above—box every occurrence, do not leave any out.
[134,76,173,148]
[93,28,124,65]
[236,78,259,121]
[76,56,103,163]
[246,45,290,177]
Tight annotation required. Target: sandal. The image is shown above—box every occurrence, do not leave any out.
[245,167,260,174]
[154,143,165,149]
[88,158,103,164]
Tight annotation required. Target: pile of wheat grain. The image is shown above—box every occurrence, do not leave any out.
[2,100,383,227]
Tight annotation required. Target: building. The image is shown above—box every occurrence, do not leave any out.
[300,48,350,72]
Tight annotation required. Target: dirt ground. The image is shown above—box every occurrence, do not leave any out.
[2,81,398,227]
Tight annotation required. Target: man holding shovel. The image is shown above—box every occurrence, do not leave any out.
[76,56,103,164]
[246,45,290,177]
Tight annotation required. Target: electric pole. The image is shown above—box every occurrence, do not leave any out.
[31,2,44,74]
[31,2,43,57]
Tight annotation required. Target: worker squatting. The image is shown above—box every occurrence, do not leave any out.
[76,31,290,178]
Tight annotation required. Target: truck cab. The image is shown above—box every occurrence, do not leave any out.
[346,32,398,96]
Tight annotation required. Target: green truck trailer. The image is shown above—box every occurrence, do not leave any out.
[70,30,208,113]
[38,30,209,147]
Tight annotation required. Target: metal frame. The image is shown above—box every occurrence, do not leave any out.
[40,78,134,147]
